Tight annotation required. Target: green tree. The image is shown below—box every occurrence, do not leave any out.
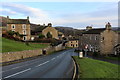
[38,34,45,39]
[47,32,52,38]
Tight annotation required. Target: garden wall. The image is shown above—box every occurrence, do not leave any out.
[1,44,65,63]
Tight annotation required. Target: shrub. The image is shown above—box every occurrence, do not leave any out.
[7,30,15,36]
[47,32,52,38]
[38,34,45,39]
[93,52,100,57]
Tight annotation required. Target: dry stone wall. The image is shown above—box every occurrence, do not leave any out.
[1,44,65,63]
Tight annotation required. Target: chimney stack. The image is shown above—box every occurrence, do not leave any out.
[27,16,29,20]
[7,16,9,19]
[105,22,111,30]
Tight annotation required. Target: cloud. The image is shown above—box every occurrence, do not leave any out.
[1,2,51,24]
[52,3,118,28]
[0,8,17,15]
[0,2,118,29]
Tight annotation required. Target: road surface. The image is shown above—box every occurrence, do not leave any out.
[1,49,78,79]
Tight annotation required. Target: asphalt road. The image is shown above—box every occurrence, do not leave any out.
[1,49,78,79]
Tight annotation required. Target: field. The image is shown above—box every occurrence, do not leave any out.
[73,56,120,79]
[2,38,49,53]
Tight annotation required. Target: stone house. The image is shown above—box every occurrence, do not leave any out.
[42,23,59,39]
[80,22,119,55]
[30,24,47,40]
[58,32,65,40]
[30,23,64,40]
[7,16,31,41]
[113,44,120,56]
[65,39,79,48]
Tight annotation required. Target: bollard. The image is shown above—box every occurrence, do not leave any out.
[79,51,83,58]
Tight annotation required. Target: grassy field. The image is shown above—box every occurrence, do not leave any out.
[73,56,120,79]
[2,38,49,53]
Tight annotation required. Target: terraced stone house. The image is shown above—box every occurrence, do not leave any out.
[80,22,119,55]
[7,16,31,41]
[65,39,79,48]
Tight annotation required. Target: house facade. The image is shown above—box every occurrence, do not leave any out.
[7,16,31,41]
[42,23,59,39]
[80,22,119,55]
[65,39,79,48]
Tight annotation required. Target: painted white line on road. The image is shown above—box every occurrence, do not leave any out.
[36,60,50,67]
[1,66,23,73]
[51,58,56,60]
[2,59,42,73]
[4,68,31,79]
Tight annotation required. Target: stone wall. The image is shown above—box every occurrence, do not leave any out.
[1,44,65,63]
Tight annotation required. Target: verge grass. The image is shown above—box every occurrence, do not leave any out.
[73,56,120,79]
[2,38,49,53]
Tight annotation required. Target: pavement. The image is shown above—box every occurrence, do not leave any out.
[1,49,78,79]
[88,56,120,65]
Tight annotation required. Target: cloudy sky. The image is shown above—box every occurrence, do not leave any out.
[0,1,118,29]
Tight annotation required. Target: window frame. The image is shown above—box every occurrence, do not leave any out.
[23,30,26,35]
[11,24,15,29]
[22,24,26,29]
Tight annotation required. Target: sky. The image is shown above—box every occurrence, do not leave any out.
[0,1,118,29]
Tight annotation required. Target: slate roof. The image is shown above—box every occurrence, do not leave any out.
[83,28,106,34]
[7,19,30,24]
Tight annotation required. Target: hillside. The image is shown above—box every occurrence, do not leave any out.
[2,38,49,53]
[0,16,7,27]
[55,26,85,37]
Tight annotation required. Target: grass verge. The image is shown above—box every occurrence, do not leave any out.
[2,38,49,53]
[73,56,120,79]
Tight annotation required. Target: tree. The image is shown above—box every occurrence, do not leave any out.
[46,32,52,38]
[38,34,45,39]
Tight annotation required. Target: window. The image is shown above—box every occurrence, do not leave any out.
[71,41,72,43]
[76,44,78,47]
[102,37,104,40]
[11,24,15,29]
[22,24,26,29]
[90,36,91,40]
[23,30,26,35]
[71,44,73,46]
[95,36,98,40]
[23,36,27,41]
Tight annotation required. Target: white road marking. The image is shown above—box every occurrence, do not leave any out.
[0,52,66,78]
[4,68,31,79]
[1,66,23,73]
[2,59,43,73]
[51,58,56,60]
[36,61,50,67]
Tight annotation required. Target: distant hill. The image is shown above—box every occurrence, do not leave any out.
[55,26,85,37]
[112,27,120,31]
[0,16,7,27]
